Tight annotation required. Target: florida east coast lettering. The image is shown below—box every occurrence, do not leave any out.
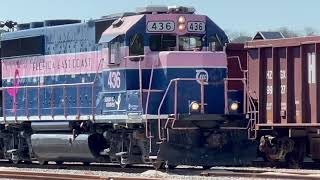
[32,58,91,71]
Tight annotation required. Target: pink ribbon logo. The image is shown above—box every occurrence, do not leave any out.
[7,69,20,113]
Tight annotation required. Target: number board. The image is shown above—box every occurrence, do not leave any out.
[187,22,205,33]
[147,21,175,32]
[104,70,125,91]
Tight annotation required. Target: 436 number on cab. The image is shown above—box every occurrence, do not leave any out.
[147,21,175,32]
[108,71,121,89]
[187,22,205,32]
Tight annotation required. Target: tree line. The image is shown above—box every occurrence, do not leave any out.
[227,27,319,43]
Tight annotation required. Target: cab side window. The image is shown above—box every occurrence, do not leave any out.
[129,34,144,56]
[109,35,124,64]
[208,35,223,51]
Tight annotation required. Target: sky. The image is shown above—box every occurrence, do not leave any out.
[0,0,318,36]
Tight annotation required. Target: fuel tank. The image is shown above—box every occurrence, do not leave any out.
[31,133,107,162]
[31,121,71,132]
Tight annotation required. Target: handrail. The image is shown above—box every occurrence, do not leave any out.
[157,78,205,141]
[124,55,146,59]
[224,77,258,139]
[227,56,248,73]
[2,56,104,122]
[145,57,159,139]
[225,55,258,139]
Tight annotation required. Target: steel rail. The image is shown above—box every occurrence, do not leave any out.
[0,170,162,180]
[201,170,320,180]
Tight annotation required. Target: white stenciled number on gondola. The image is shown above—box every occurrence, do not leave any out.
[266,85,273,95]
[280,70,286,79]
[266,71,273,80]
[108,71,121,89]
[281,85,286,94]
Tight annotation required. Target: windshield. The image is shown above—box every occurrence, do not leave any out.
[149,34,176,51]
[179,35,203,51]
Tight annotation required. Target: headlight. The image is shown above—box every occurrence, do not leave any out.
[190,101,200,112]
[178,24,186,31]
[230,102,239,111]
[178,16,186,24]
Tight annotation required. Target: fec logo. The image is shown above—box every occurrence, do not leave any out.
[196,69,209,85]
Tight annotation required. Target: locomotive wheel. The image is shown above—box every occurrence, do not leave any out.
[12,159,21,165]
[261,152,279,166]
[38,159,48,165]
[55,161,64,165]
[152,160,164,169]
[120,162,129,168]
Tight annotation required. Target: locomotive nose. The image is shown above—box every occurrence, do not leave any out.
[157,51,227,116]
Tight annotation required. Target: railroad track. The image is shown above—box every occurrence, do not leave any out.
[0,160,151,173]
[2,160,320,179]
[201,169,320,180]
[0,170,162,180]
[201,167,320,180]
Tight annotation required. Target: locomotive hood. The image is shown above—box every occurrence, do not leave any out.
[99,15,144,43]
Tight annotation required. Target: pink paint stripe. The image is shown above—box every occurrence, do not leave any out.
[158,51,227,67]
[2,52,102,79]
[125,50,227,69]
[2,50,226,79]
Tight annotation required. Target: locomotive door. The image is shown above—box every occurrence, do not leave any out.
[101,36,128,115]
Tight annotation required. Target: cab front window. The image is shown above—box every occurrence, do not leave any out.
[179,35,203,51]
[149,34,176,51]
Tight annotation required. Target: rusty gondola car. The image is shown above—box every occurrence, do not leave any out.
[244,35,320,167]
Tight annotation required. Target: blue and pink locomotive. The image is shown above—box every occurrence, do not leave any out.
[0,6,254,167]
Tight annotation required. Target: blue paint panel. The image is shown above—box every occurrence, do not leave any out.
[79,86,93,115]
[3,72,102,117]
[142,91,163,114]
[125,70,140,90]
[127,90,142,113]
[40,88,52,116]
[105,67,226,115]
[137,68,226,115]
[64,87,77,115]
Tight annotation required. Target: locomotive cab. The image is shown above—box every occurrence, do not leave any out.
[99,6,238,120]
